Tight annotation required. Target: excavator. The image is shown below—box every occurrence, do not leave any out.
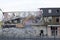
[2,15,36,28]
[16,15,35,28]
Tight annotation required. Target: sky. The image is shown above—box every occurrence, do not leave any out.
[0,0,60,21]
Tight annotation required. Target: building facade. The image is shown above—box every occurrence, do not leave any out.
[40,8,60,37]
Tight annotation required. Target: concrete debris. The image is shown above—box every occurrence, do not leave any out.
[0,27,38,38]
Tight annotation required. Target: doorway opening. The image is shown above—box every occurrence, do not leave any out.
[40,30,44,37]
[51,26,57,36]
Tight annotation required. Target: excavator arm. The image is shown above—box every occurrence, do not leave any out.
[23,16,35,25]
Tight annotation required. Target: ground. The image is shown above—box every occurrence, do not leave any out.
[0,28,60,40]
[0,27,39,38]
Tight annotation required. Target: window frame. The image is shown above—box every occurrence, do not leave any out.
[48,9,52,13]
[56,17,59,23]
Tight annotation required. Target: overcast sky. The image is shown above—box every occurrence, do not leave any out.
[0,0,60,21]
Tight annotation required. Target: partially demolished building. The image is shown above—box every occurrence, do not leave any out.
[1,8,60,37]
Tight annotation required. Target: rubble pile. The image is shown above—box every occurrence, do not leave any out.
[0,27,38,38]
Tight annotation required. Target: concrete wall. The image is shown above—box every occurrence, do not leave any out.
[32,26,47,36]
[47,27,51,37]
[43,17,52,24]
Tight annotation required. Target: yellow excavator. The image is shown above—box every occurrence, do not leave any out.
[16,15,35,28]
[2,15,36,28]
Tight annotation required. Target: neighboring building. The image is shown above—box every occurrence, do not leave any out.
[40,8,60,37]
